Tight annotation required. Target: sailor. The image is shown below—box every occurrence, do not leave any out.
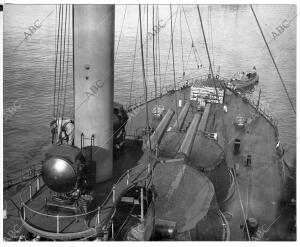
[50,118,74,145]
[223,105,228,113]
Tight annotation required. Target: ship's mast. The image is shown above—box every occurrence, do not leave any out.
[73,5,114,182]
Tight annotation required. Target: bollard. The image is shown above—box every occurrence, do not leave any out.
[246,155,252,167]
[234,139,241,155]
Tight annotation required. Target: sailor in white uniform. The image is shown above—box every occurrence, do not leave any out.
[50,118,74,145]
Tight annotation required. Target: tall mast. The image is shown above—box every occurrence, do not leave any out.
[73,5,114,182]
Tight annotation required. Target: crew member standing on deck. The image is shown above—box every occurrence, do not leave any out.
[50,118,74,145]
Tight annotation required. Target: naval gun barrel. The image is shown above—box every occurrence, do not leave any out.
[172,102,190,130]
[148,109,175,150]
[198,103,211,132]
[178,114,201,158]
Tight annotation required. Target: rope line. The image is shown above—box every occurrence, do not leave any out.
[58,4,68,126]
[170,5,180,126]
[56,4,64,119]
[61,5,71,119]
[156,5,162,95]
[182,5,201,67]
[53,5,61,118]
[129,14,140,107]
[233,169,251,241]
[179,7,185,75]
[162,5,179,89]
[139,4,152,151]
[197,5,220,103]
[152,5,158,103]
[114,5,127,63]
[250,5,296,115]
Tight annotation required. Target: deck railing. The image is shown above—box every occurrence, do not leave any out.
[19,160,153,236]
[225,84,279,138]
[124,72,213,112]
[4,163,42,190]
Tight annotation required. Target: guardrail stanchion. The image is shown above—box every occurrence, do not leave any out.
[97,207,100,224]
[126,170,130,185]
[112,186,116,204]
[111,220,114,240]
[140,187,144,222]
[29,185,32,200]
[23,204,26,220]
[57,215,60,233]
[36,175,40,192]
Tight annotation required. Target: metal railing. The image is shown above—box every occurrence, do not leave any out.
[124,72,209,112]
[124,71,225,112]
[226,85,279,138]
[4,163,42,190]
[19,160,153,235]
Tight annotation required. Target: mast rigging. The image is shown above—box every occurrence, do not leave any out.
[250,5,296,115]
[197,5,220,103]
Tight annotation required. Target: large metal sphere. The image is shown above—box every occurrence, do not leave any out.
[42,157,77,193]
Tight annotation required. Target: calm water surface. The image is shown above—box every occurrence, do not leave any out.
[3,5,296,177]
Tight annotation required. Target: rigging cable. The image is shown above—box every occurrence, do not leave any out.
[129,14,140,107]
[72,4,75,118]
[146,5,149,85]
[156,5,162,96]
[250,5,296,115]
[59,4,68,124]
[233,169,252,241]
[53,4,61,118]
[56,5,64,119]
[61,5,71,119]
[208,6,215,68]
[179,6,185,77]
[114,5,127,63]
[196,5,220,103]
[152,5,160,160]
[182,5,202,68]
[152,5,158,103]
[162,6,179,89]
[170,5,180,126]
[139,5,152,195]
[138,4,152,151]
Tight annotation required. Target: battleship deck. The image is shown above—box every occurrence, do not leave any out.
[4,86,287,241]
[125,86,285,240]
